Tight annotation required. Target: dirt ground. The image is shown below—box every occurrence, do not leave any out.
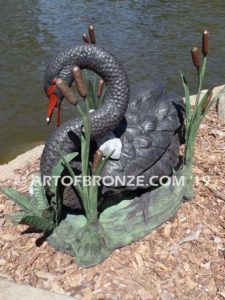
[0,110,224,300]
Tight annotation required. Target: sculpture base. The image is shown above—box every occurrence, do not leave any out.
[48,166,193,267]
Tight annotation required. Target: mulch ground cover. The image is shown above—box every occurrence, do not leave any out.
[0,110,224,299]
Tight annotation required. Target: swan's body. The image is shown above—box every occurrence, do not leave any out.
[41,45,184,205]
[101,81,183,189]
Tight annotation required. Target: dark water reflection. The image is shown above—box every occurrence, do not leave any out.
[0,0,225,163]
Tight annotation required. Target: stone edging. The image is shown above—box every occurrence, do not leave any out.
[0,279,76,300]
[0,145,44,182]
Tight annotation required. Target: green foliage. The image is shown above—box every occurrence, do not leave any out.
[0,176,56,233]
[180,72,191,136]
[0,147,81,230]
[83,70,106,109]
[42,205,56,220]
[20,215,55,232]
[9,211,28,225]
[50,152,78,194]
[182,49,225,167]
[51,71,111,223]
[32,175,49,211]
[181,32,225,200]
[49,190,62,226]
[0,187,33,212]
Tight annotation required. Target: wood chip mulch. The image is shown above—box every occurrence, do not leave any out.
[0,110,225,300]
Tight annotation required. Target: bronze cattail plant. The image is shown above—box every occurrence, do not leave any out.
[182,29,225,179]
[73,66,88,97]
[82,33,90,44]
[88,25,96,44]
[202,30,209,56]
[55,78,78,105]
[97,79,104,97]
[92,150,103,173]
[191,47,201,69]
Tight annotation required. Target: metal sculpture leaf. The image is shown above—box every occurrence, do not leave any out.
[50,152,79,194]
[32,175,49,211]
[0,187,32,212]
[20,215,55,233]
[9,211,28,225]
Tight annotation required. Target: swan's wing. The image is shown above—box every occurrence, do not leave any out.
[102,81,184,183]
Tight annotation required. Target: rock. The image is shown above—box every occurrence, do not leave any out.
[0,145,44,182]
[0,218,5,227]
[0,279,76,300]
[33,271,56,281]
[51,283,67,295]
[179,224,202,245]
[0,259,7,266]
[1,233,18,242]
[217,91,225,122]
[0,204,5,213]
[213,236,222,244]
[201,261,211,269]
[210,129,225,137]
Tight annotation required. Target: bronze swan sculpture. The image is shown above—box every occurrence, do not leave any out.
[40,44,184,208]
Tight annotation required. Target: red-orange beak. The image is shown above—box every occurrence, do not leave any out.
[46,82,61,127]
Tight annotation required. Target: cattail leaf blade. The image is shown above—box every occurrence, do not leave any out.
[201,87,213,113]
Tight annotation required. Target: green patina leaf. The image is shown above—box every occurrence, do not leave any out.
[0,187,32,212]
[9,211,29,225]
[20,215,55,233]
[42,206,56,220]
[32,174,49,211]
[50,152,78,194]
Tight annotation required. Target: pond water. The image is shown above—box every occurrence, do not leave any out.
[0,0,225,163]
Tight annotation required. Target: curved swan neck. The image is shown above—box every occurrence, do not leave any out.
[41,45,130,177]
[44,45,130,133]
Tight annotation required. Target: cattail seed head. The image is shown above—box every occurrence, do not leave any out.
[92,150,103,173]
[72,66,87,98]
[97,79,104,97]
[82,33,90,44]
[191,47,201,69]
[55,78,78,105]
[88,25,96,44]
[202,30,209,56]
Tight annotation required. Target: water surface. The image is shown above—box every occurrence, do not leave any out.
[0,0,225,163]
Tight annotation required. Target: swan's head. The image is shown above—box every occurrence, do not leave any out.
[45,78,65,127]
[44,59,75,126]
